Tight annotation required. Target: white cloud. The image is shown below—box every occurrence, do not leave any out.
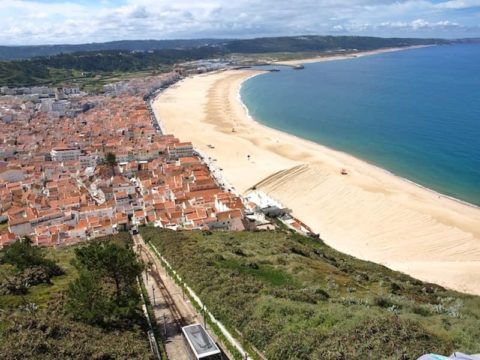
[435,0,480,9]
[378,19,460,30]
[0,0,479,45]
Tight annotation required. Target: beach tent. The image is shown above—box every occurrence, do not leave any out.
[418,354,480,360]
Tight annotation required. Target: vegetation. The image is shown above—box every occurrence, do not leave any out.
[0,39,228,61]
[141,228,480,360]
[105,152,117,166]
[0,35,450,88]
[104,152,117,176]
[0,222,9,234]
[1,238,63,274]
[222,35,447,53]
[0,47,216,88]
[0,233,153,359]
[66,239,144,327]
[0,238,64,296]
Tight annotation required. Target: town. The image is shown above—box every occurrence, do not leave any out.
[0,72,249,248]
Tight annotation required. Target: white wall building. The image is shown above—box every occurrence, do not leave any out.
[51,147,81,162]
[79,153,98,168]
[167,142,194,159]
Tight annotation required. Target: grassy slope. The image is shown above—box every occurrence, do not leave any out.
[0,59,171,92]
[141,228,480,360]
[0,233,154,359]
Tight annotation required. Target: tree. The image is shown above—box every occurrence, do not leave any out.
[73,242,142,301]
[104,152,117,176]
[105,152,117,167]
[65,270,107,325]
[67,240,143,327]
[1,237,63,276]
[1,237,40,270]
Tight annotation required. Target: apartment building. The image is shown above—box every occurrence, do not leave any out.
[51,147,81,162]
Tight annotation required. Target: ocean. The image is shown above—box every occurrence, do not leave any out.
[240,44,480,206]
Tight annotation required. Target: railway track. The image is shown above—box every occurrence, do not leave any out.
[134,236,187,336]
[133,234,234,360]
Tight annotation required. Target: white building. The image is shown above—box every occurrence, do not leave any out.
[51,100,71,116]
[40,99,54,112]
[112,176,137,195]
[79,153,98,168]
[51,147,81,162]
[167,142,194,159]
[78,205,114,220]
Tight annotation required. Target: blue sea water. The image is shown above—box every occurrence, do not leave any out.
[240,44,480,206]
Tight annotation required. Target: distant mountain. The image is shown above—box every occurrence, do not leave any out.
[454,38,480,44]
[222,35,449,53]
[0,36,453,61]
[0,39,228,61]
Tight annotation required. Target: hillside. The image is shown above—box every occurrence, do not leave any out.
[0,234,154,360]
[0,36,449,61]
[222,35,447,53]
[0,39,227,61]
[0,35,450,88]
[141,227,480,360]
[0,47,218,88]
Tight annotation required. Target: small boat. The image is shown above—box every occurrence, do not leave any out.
[293,65,304,70]
[341,168,348,175]
[269,68,281,72]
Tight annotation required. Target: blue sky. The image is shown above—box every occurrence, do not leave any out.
[0,0,479,45]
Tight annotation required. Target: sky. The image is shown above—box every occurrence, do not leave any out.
[0,0,479,45]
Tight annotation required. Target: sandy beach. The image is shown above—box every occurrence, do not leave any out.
[153,54,480,295]
[275,45,432,66]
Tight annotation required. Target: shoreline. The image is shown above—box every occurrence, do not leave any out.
[238,72,480,211]
[152,51,480,295]
[239,47,480,211]
[274,45,433,66]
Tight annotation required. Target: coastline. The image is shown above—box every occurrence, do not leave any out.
[274,45,433,66]
[152,53,480,295]
[238,72,480,211]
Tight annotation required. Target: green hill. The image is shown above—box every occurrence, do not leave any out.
[0,36,449,61]
[141,227,480,360]
[0,35,450,88]
[223,35,446,53]
[0,39,228,61]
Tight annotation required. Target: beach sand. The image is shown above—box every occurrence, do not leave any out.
[275,45,431,66]
[153,62,480,295]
